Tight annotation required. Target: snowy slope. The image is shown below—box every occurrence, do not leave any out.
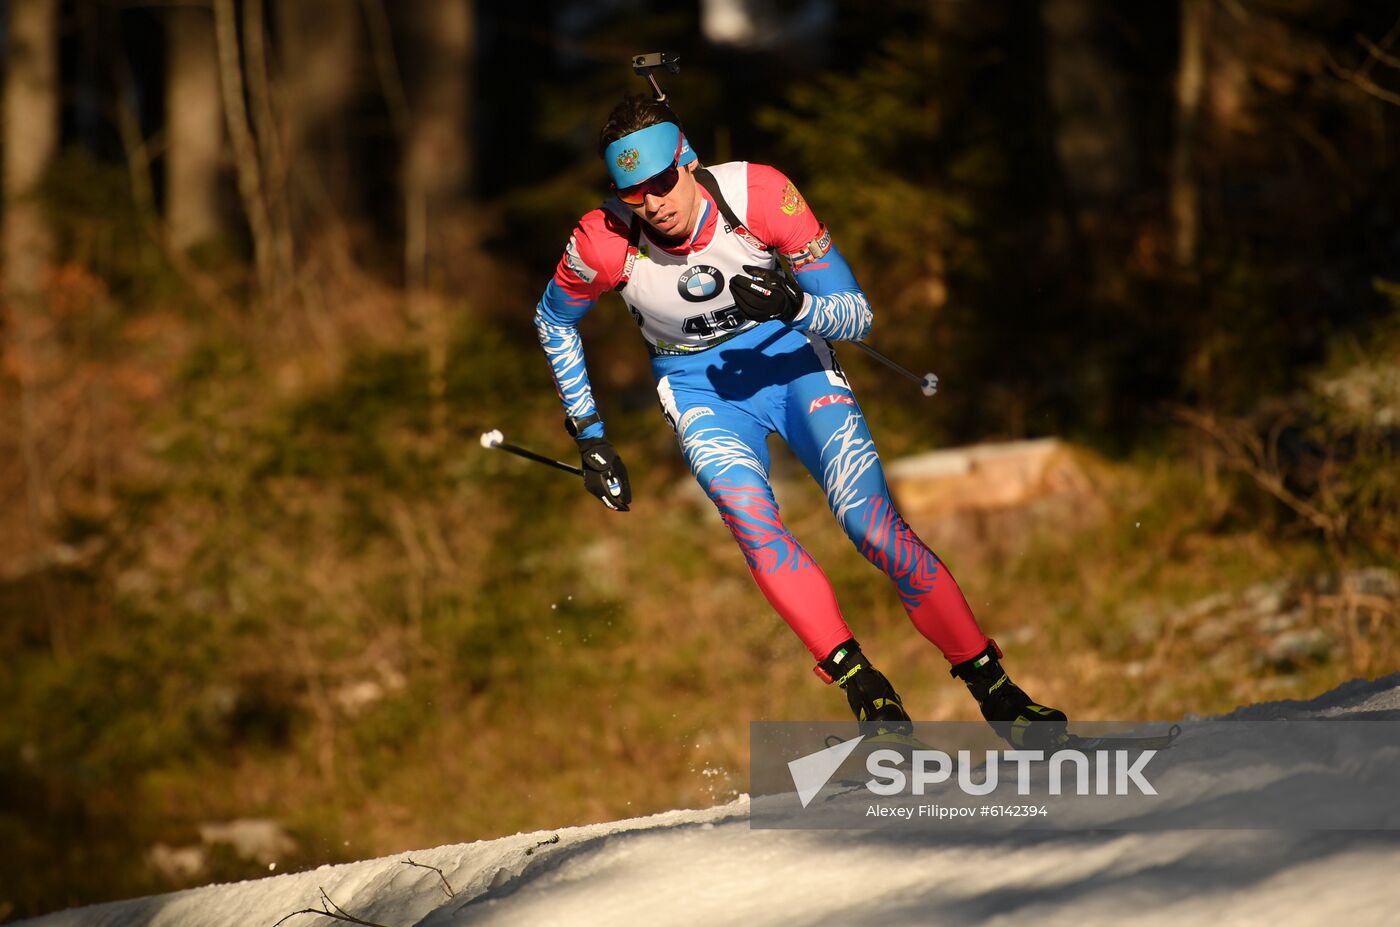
[21,674,1400,927]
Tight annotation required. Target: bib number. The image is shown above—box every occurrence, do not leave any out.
[682,306,745,338]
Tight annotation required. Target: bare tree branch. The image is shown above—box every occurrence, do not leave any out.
[1329,15,1400,106]
[1330,60,1400,107]
[109,27,240,324]
[401,858,454,898]
[271,888,391,927]
[1175,407,1344,539]
[525,834,560,856]
[1357,32,1400,71]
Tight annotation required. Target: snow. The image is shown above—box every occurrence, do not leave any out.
[19,674,1400,927]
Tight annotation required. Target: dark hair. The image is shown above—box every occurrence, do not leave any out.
[598,95,684,157]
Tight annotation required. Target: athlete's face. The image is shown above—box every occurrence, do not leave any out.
[625,162,701,240]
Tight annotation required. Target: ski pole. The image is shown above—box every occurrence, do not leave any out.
[851,341,939,397]
[480,430,583,476]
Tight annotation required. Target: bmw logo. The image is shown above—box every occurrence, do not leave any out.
[677,265,725,303]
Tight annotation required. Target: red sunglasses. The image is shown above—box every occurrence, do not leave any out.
[613,135,687,206]
[616,163,680,206]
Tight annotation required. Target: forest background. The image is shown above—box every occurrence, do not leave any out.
[2,0,1398,919]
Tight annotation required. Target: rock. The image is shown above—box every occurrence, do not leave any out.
[1239,580,1290,619]
[1314,363,1400,427]
[1258,628,1335,670]
[1192,614,1243,645]
[1256,608,1307,635]
[334,679,385,716]
[885,438,1092,516]
[147,843,208,882]
[1349,567,1400,599]
[1182,592,1233,621]
[333,663,407,718]
[197,819,298,866]
[1313,568,1400,598]
[884,438,1102,564]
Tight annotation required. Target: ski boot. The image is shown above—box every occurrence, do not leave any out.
[816,639,914,738]
[951,641,1067,749]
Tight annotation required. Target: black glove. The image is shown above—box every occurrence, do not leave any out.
[730,262,804,323]
[578,437,631,511]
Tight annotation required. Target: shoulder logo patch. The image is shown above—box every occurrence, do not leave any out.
[780,181,807,216]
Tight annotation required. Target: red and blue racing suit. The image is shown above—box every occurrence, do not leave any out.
[534,162,989,666]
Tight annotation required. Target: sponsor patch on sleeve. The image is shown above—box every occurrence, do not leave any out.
[564,232,598,284]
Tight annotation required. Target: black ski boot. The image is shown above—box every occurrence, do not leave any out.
[816,639,913,737]
[951,641,1067,749]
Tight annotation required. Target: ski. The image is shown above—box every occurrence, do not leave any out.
[822,723,1183,754]
[824,731,932,751]
[1056,724,1182,752]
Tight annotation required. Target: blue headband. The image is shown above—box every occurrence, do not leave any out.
[603,122,697,189]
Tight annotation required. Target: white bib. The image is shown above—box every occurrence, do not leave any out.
[605,162,775,355]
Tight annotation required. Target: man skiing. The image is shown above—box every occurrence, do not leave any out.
[533,95,1067,748]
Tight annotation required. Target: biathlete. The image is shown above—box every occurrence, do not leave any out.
[533,95,1067,747]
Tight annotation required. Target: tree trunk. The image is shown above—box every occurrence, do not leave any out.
[1041,0,1138,307]
[241,0,297,290]
[165,5,225,251]
[1171,0,1208,268]
[400,0,474,435]
[3,0,64,655]
[402,0,474,288]
[213,0,277,302]
[275,0,363,228]
[4,0,60,300]
[1041,0,1136,203]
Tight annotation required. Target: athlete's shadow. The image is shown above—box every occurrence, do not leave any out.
[706,337,820,402]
